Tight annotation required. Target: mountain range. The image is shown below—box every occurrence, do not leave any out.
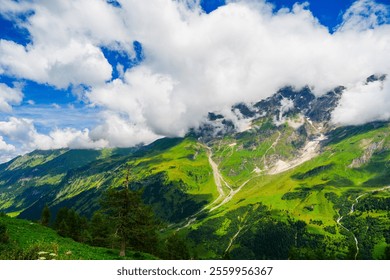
[1,75,390,259]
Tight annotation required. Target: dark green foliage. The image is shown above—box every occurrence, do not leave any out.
[89,212,111,247]
[163,233,191,260]
[100,186,158,256]
[132,137,184,157]
[324,122,386,146]
[41,204,51,226]
[385,246,390,260]
[282,191,309,200]
[341,213,389,260]
[133,173,209,222]
[54,207,90,243]
[0,222,9,244]
[292,164,334,180]
[356,196,390,211]
[251,221,295,259]
[361,151,390,187]
[189,203,344,260]
[327,175,354,187]
[324,226,336,234]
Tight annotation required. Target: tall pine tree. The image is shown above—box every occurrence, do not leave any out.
[100,172,158,256]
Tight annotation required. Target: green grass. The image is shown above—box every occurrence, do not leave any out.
[2,120,390,259]
[123,138,218,200]
[373,240,387,259]
[0,216,156,260]
[181,122,390,259]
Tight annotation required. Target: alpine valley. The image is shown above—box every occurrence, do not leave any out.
[1,75,390,260]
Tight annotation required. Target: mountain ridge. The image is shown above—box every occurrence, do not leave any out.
[1,76,390,259]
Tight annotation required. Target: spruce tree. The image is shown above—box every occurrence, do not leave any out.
[41,204,51,226]
[164,233,190,259]
[90,211,111,247]
[54,207,70,237]
[100,173,158,256]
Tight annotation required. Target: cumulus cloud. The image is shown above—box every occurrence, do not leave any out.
[332,77,390,125]
[0,0,131,88]
[337,0,389,31]
[0,136,16,163]
[0,117,107,152]
[0,135,15,152]
[0,83,23,112]
[0,0,390,161]
[88,0,390,136]
[0,39,112,89]
[90,112,161,147]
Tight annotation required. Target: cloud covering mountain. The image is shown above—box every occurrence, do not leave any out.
[0,0,390,161]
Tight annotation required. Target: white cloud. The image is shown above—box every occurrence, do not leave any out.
[0,83,23,112]
[0,136,16,163]
[0,117,108,152]
[0,39,112,89]
[90,112,161,147]
[337,0,389,31]
[88,0,390,137]
[0,0,390,159]
[0,136,15,152]
[45,128,108,149]
[332,78,390,125]
[0,117,34,143]
[0,0,131,89]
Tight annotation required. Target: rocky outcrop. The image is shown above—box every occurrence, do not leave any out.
[349,140,384,168]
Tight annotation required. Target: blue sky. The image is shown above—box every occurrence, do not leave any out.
[202,0,390,28]
[0,0,390,162]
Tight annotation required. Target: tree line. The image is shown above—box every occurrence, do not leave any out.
[40,183,190,259]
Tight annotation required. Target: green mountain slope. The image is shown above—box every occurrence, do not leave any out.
[0,215,156,260]
[1,107,390,259]
[0,137,217,223]
[181,121,390,259]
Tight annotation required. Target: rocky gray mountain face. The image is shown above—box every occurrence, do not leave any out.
[193,85,343,140]
[194,74,387,140]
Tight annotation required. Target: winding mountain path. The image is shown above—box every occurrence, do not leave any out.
[176,144,257,230]
[205,145,232,205]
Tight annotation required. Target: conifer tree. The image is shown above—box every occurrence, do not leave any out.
[100,171,158,256]
[164,233,190,259]
[54,207,70,237]
[41,204,51,226]
[90,211,111,247]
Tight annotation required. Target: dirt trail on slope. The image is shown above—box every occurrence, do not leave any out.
[176,144,258,230]
[205,144,251,212]
[206,146,232,200]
